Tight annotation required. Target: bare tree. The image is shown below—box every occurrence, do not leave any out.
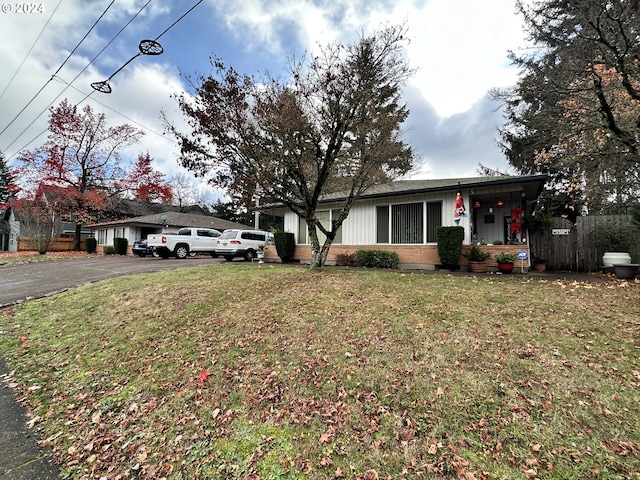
[12,197,57,254]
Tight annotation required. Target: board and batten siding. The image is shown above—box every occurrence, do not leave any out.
[283,191,472,246]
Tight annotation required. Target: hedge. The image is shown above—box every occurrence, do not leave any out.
[113,237,128,256]
[274,231,295,262]
[354,249,400,269]
[436,226,464,268]
[85,237,97,254]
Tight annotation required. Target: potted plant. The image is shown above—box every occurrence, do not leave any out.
[463,245,490,273]
[532,257,547,272]
[257,244,266,263]
[593,221,635,269]
[495,252,517,274]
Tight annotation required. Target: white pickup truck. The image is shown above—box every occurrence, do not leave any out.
[146,227,221,259]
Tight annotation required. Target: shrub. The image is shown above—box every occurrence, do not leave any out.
[592,221,635,252]
[274,231,295,262]
[85,237,97,254]
[495,252,517,264]
[632,203,640,232]
[355,249,399,269]
[463,245,490,261]
[436,226,464,268]
[103,246,116,255]
[113,237,128,255]
[335,253,357,267]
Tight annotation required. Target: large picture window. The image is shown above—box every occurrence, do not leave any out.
[98,229,107,245]
[377,201,442,244]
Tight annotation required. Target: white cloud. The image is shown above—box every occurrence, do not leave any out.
[1,0,525,184]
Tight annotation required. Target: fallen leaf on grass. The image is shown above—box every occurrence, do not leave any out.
[198,369,210,384]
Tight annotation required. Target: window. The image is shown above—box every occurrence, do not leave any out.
[426,202,442,242]
[114,227,125,239]
[376,206,389,243]
[241,232,266,241]
[392,203,423,244]
[297,211,342,244]
[98,229,107,245]
[377,202,441,244]
[298,216,307,244]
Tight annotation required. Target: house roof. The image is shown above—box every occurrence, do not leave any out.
[88,211,250,231]
[317,174,548,203]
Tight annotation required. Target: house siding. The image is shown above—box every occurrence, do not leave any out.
[284,191,473,247]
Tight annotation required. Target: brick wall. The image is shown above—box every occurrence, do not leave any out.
[264,243,528,269]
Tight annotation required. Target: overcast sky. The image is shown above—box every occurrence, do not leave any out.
[0,0,526,195]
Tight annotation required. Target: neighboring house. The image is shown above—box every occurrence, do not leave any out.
[0,207,20,252]
[88,211,250,254]
[264,175,548,269]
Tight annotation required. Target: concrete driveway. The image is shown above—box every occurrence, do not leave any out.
[0,254,224,308]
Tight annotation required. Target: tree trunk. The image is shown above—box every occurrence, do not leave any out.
[307,219,334,271]
[74,222,82,251]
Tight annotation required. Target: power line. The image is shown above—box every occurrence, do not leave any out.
[91,0,204,94]
[63,79,175,144]
[4,0,204,160]
[5,76,176,164]
[0,0,62,102]
[2,0,152,155]
[0,0,114,137]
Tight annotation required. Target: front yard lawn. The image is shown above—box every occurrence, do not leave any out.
[1,265,638,479]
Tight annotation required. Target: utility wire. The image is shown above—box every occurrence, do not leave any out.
[154,0,204,41]
[2,0,152,156]
[5,0,204,159]
[0,0,113,137]
[91,0,204,93]
[0,0,62,102]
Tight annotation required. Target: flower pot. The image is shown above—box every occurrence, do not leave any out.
[602,252,631,268]
[532,261,547,272]
[497,262,514,274]
[469,261,487,273]
[613,264,639,280]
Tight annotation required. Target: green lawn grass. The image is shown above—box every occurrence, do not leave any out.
[1,264,638,479]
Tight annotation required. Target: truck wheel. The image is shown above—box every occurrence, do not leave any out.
[151,248,160,258]
[244,249,256,261]
[175,244,189,259]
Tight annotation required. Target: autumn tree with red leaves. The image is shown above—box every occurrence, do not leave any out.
[120,152,173,204]
[17,99,166,250]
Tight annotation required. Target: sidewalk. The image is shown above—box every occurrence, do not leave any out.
[0,356,59,479]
